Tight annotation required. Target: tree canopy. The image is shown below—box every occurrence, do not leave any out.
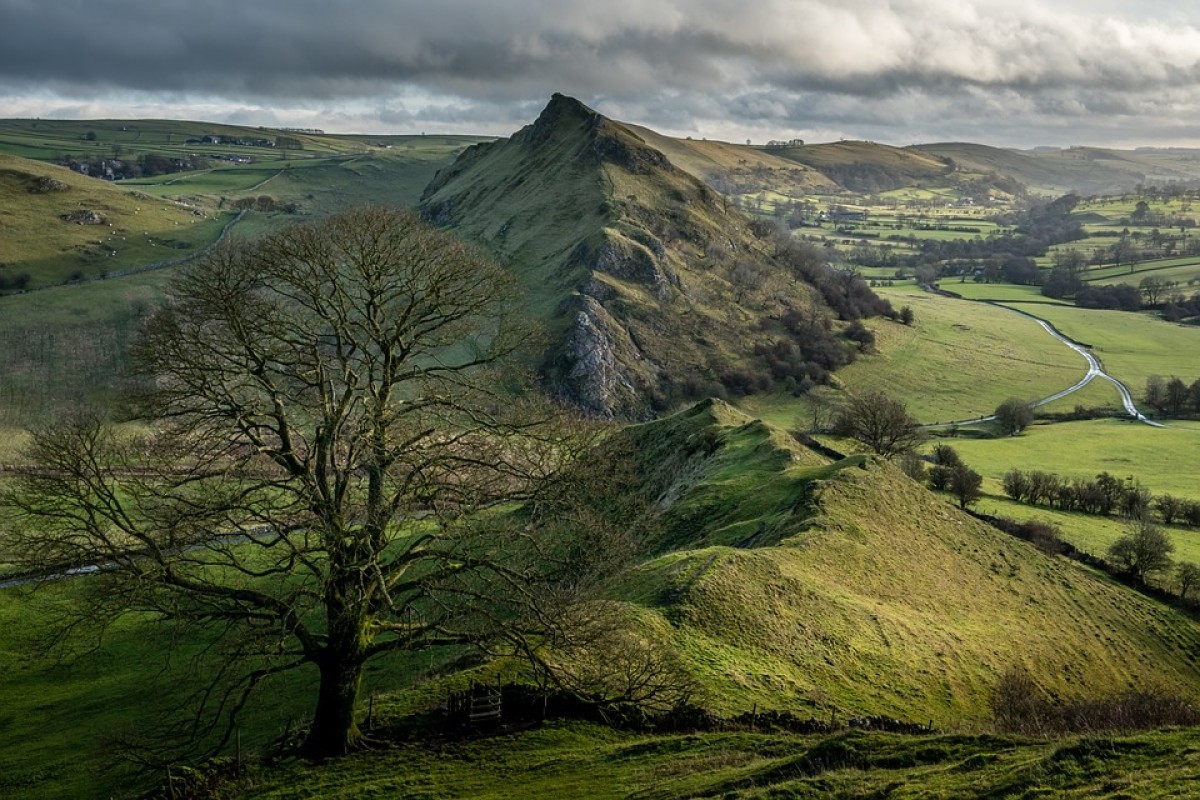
[2,207,617,758]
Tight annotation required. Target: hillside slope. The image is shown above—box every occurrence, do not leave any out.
[769,140,957,193]
[0,153,230,286]
[607,401,1200,723]
[421,95,871,417]
[622,123,838,196]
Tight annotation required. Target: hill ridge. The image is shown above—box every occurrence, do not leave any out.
[422,95,875,417]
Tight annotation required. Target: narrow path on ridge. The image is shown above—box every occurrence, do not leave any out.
[921,292,1164,429]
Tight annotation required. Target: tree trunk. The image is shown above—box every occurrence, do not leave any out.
[303,655,365,758]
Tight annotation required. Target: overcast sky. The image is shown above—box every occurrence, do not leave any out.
[4,0,1200,148]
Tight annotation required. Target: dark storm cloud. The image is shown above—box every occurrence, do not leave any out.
[5,0,1200,146]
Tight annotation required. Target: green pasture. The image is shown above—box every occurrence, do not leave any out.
[969,494,1200,568]
[0,153,233,285]
[937,418,1200,504]
[0,268,175,425]
[743,284,1088,427]
[1033,375,1123,413]
[1086,258,1200,289]
[999,302,1200,394]
[941,282,1068,304]
[0,573,447,800]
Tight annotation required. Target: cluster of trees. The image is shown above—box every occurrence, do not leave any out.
[993,398,1035,436]
[1160,290,1200,322]
[1001,467,1200,527]
[1144,375,1200,417]
[717,236,900,399]
[923,446,983,509]
[229,195,300,214]
[55,153,212,180]
[771,235,896,322]
[1073,283,1142,310]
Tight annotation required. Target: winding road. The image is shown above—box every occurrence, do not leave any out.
[927,298,1164,428]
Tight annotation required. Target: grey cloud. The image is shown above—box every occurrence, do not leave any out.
[6,1,1200,147]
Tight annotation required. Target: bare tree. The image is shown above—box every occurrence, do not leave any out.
[1,208,622,758]
[831,390,925,458]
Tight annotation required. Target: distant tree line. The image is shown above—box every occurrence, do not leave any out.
[55,153,212,180]
[1144,375,1200,417]
[1000,467,1200,527]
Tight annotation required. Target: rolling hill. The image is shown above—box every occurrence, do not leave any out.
[915,142,1200,196]
[0,152,231,287]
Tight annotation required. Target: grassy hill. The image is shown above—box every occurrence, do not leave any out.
[421,94,868,417]
[622,123,838,196]
[233,723,1200,799]
[604,401,1200,725]
[0,153,232,286]
[916,142,1200,196]
[770,141,958,194]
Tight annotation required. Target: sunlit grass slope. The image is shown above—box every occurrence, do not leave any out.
[605,401,1200,725]
[744,285,1085,427]
[1001,302,1200,395]
[0,153,229,285]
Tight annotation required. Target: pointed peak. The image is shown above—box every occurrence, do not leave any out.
[514,94,605,148]
[543,93,601,121]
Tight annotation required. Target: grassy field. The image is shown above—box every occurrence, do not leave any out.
[10,403,1200,797]
[0,268,175,426]
[969,493,1200,567]
[945,281,1070,304]
[999,302,1200,394]
[1086,257,1200,289]
[0,153,232,286]
[936,417,1200,506]
[743,285,1088,427]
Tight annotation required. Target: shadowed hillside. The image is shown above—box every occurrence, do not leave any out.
[421,95,886,417]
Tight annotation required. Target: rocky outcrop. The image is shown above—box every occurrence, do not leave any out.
[60,210,105,225]
[562,295,657,418]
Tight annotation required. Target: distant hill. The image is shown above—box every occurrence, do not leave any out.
[915,142,1200,196]
[768,140,957,194]
[421,94,884,417]
[622,123,838,196]
[0,152,231,287]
